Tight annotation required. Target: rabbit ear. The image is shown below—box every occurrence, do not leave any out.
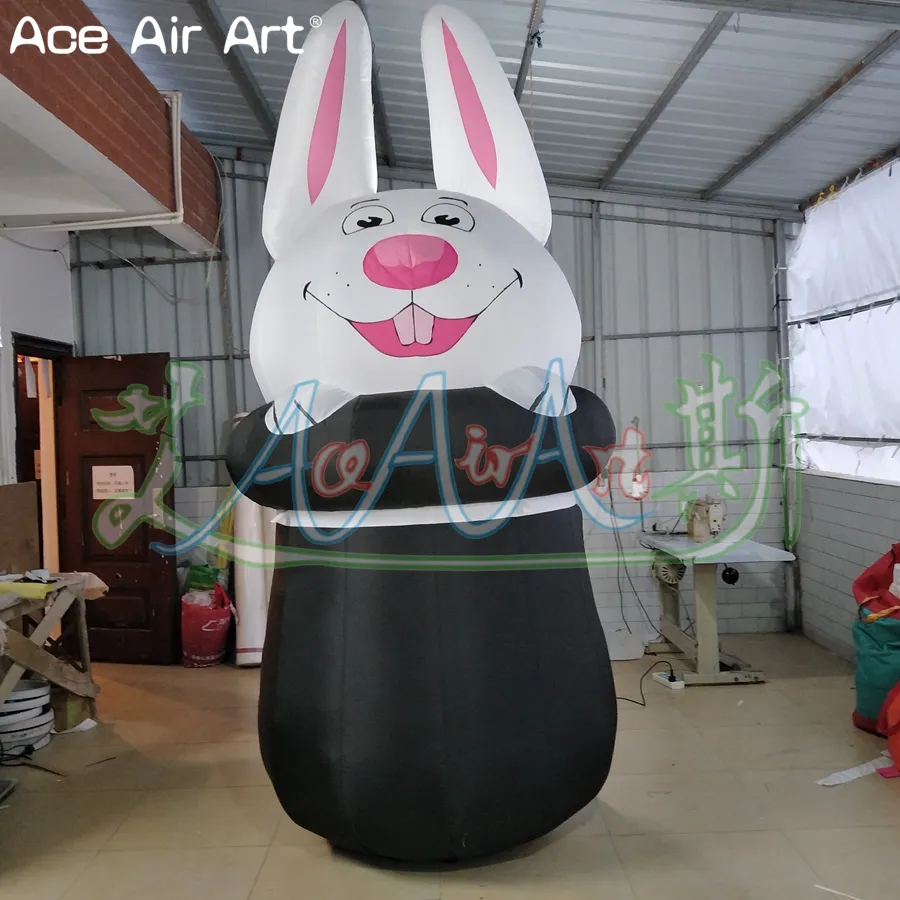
[421,5,552,245]
[263,1,378,259]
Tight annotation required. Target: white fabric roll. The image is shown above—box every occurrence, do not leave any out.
[234,492,267,667]
[262,510,277,618]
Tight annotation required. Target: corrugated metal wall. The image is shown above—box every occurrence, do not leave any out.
[72,161,776,485]
[598,206,776,470]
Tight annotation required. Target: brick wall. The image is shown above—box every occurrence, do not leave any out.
[0,0,218,245]
[798,471,900,660]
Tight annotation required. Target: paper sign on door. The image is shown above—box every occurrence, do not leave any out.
[92,465,135,499]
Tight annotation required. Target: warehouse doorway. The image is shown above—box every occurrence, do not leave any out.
[11,333,72,572]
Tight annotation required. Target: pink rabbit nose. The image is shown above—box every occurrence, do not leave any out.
[363,234,458,290]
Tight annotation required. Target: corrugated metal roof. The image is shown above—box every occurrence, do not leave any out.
[724,42,900,200]
[212,0,330,117]
[520,0,719,182]
[86,0,267,143]
[83,0,900,205]
[615,12,891,197]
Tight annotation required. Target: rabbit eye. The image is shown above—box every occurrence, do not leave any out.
[422,203,475,232]
[342,205,394,235]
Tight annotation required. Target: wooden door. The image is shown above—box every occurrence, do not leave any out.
[56,353,178,664]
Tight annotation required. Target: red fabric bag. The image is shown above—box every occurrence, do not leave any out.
[853,543,900,619]
[877,681,900,769]
[181,584,233,668]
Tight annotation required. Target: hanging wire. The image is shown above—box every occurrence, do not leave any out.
[0,233,70,268]
[74,156,227,309]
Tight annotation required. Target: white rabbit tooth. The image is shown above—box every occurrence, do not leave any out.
[413,305,435,344]
[393,304,415,345]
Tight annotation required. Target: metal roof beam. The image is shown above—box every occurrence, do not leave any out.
[701,29,900,199]
[514,0,548,101]
[658,0,900,27]
[599,11,731,189]
[187,0,277,143]
[377,165,803,219]
[352,0,396,168]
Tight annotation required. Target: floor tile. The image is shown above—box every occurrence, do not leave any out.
[615,701,693,731]
[440,834,635,899]
[108,705,258,746]
[610,728,726,775]
[249,844,440,899]
[598,772,774,835]
[613,830,823,900]
[700,724,882,771]
[11,743,168,793]
[153,741,269,789]
[0,851,95,900]
[60,847,267,900]
[549,797,610,839]
[0,791,142,852]
[672,685,812,728]
[107,786,281,850]
[721,635,852,678]
[739,768,900,830]
[787,826,900,899]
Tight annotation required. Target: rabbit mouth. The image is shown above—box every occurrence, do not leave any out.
[349,303,477,358]
[303,271,522,358]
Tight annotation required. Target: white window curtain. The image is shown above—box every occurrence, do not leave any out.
[787,164,900,483]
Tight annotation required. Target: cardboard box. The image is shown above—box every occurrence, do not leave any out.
[0,482,40,574]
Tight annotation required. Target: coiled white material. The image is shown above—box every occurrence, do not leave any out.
[233,492,271,667]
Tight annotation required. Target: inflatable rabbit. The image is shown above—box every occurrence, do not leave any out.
[227,1,618,862]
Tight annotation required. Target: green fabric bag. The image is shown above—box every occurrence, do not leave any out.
[853,613,900,722]
[186,563,228,594]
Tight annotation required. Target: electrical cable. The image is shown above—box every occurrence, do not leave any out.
[616,659,678,707]
[609,490,663,638]
[0,233,70,269]
[74,152,228,309]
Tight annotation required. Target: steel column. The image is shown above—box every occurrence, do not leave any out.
[774,219,802,632]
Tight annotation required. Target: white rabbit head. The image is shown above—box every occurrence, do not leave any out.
[250,1,583,408]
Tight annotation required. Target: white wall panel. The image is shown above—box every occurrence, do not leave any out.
[0,232,74,484]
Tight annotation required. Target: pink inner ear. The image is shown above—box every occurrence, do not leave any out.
[307,21,348,205]
[441,19,497,188]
